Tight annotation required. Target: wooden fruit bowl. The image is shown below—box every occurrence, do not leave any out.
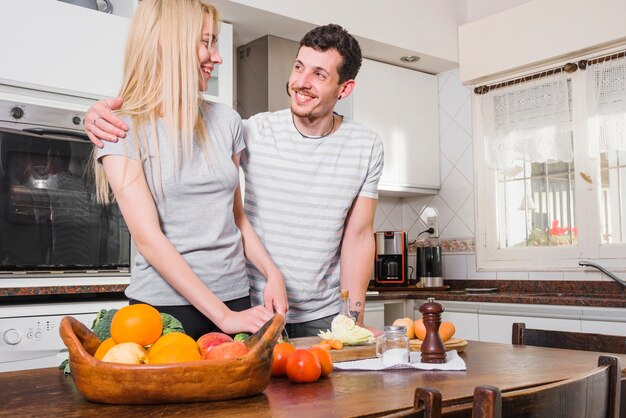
[59,314,285,404]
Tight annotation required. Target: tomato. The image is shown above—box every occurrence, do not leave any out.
[271,342,296,377]
[308,347,333,377]
[286,349,322,383]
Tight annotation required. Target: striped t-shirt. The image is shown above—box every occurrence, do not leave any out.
[241,109,384,323]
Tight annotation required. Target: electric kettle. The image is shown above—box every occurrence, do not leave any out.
[58,0,113,13]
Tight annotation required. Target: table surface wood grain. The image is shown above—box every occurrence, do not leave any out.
[2,340,625,418]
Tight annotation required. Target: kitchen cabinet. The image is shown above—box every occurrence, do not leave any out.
[364,298,415,329]
[0,1,129,99]
[0,1,233,106]
[363,301,385,330]
[351,59,439,196]
[581,307,626,336]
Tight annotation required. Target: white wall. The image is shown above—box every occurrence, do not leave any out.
[459,0,626,84]
[223,0,462,64]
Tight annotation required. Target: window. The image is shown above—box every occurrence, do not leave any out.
[475,51,626,270]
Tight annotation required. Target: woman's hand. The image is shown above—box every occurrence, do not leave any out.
[219,305,275,334]
[84,96,128,147]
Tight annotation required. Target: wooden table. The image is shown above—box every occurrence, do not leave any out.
[2,341,625,417]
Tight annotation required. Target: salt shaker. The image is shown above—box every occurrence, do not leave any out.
[419,297,447,364]
[376,325,410,366]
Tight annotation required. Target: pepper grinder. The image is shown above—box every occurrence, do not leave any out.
[419,297,447,364]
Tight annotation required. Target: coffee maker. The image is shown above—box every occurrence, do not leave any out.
[373,231,408,287]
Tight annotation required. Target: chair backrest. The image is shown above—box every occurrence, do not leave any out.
[381,387,442,418]
[512,323,626,354]
[472,355,622,418]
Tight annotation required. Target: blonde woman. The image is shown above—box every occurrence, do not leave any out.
[94,0,287,339]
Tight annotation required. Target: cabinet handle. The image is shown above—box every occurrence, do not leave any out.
[579,172,593,184]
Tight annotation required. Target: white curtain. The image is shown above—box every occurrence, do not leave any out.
[481,71,574,171]
[587,56,626,153]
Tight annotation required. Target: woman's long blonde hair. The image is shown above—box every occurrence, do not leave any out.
[94,0,220,204]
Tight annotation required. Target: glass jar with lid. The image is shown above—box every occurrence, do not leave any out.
[376,325,410,366]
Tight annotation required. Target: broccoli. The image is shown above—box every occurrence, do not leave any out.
[90,308,119,341]
[160,313,185,335]
[233,332,249,342]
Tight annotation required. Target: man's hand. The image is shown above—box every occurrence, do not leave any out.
[263,272,289,316]
[84,96,128,148]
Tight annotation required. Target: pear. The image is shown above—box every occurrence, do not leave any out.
[102,342,149,364]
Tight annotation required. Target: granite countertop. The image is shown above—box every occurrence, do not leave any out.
[1,280,625,308]
[367,279,626,308]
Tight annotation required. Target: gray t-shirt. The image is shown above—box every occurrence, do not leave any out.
[242,109,384,323]
[97,101,249,305]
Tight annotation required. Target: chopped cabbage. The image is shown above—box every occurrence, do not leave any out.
[317,314,374,345]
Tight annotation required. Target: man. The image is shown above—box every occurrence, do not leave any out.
[85,24,384,337]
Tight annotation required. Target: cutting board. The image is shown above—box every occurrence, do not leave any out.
[292,337,468,362]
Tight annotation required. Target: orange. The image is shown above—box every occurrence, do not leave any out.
[150,342,202,364]
[94,337,117,361]
[148,332,197,355]
[392,317,416,339]
[413,319,455,341]
[414,319,426,340]
[439,322,456,341]
[110,304,163,347]
[308,347,333,377]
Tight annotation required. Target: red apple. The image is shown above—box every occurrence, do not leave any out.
[197,332,233,357]
[203,341,249,360]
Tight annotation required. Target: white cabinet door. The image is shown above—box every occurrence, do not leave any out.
[353,60,398,185]
[352,59,439,196]
[581,307,626,336]
[0,1,130,99]
[479,314,581,344]
[478,304,582,344]
[364,302,385,330]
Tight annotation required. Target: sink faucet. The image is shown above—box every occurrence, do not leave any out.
[578,261,626,290]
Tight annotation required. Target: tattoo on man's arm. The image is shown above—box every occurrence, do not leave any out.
[351,301,362,320]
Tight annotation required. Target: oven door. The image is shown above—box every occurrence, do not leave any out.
[0,123,131,284]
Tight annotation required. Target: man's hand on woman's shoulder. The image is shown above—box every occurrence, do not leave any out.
[84,96,128,148]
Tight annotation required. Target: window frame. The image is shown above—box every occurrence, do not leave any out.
[474,55,626,272]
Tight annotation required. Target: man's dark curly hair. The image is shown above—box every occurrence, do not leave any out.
[299,24,362,84]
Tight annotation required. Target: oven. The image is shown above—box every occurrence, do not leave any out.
[0,97,132,371]
[0,98,132,288]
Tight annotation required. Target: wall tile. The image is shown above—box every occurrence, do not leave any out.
[442,254,467,279]
[401,200,419,234]
[439,72,469,118]
[456,94,472,135]
[467,254,497,279]
[496,271,529,280]
[440,153,454,184]
[456,145,474,185]
[457,194,475,234]
[440,121,472,165]
[439,168,472,213]
[387,201,403,230]
[528,271,565,281]
[441,216,472,239]
[439,106,453,138]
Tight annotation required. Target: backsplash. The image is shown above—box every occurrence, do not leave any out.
[374,68,611,283]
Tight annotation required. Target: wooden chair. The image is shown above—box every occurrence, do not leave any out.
[513,322,626,418]
[512,323,626,354]
[381,387,442,418]
[471,355,621,418]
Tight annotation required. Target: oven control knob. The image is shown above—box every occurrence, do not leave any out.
[3,329,21,345]
[9,106,24,120]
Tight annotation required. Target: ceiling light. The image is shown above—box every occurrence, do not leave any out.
[400,55,419,63]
